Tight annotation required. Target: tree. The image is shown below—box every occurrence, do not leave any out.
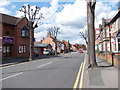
[48,27,60,55]
[79,29,88,45]
[86,0,98,68]
[20,5,44,61]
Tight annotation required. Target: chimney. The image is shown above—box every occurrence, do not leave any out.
[118,7,120,11]
[47,33,51,37]
[42,37,45,40]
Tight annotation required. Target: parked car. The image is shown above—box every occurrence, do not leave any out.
[43,49,51,55]
[78,50,83,53]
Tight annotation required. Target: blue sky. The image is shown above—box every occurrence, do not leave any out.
[0,0,119,44]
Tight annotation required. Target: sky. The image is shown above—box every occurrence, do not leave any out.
[0,0,119,44]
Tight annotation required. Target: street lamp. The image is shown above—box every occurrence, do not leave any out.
[20,4,44,61]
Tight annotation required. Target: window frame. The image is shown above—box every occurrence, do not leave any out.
[21,29,29,38]
[19,45,26,54]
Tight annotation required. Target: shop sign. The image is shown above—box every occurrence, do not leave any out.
[0,46,2,52]
[3,37,14,44]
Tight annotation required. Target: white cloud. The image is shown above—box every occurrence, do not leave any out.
[0,7,11,14]
[11,5,16,9]
[14,0,118,44]
[0,0,11,14]
[0,0,10,7]
[56,0,87,29]
[95,2,118,28]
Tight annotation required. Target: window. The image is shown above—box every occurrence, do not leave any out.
[22,30,29,37]
[118,39,120,51]
[3,46,10,53]
[19,45,26,53]
[5,31,10,35]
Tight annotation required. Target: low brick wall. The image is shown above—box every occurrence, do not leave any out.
[96,52,120,68]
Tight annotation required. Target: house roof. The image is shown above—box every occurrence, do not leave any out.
[34,43,51,48]
[108,11,120,24]
[0,13,26,25]
[62,40,69,46]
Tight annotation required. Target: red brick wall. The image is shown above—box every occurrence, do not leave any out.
[2,23,15,58]
[42,36,55,50]
[2,18,34,59]
[96,52,120,68]
[14,18,34,58]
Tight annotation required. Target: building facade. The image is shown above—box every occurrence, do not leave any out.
[95,8,120,67]
[41,33,64,53]
[0,13,34,59]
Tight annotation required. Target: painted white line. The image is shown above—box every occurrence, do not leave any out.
[37,62,53,68]
[0,72,23,81]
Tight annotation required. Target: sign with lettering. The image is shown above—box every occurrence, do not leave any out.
[3,37,14,44]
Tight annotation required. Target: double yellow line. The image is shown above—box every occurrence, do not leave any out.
[73,55,86,89]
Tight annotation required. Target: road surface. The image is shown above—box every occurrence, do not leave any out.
[2,52,85,88]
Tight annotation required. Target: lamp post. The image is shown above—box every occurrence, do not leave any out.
[20,5,44,61]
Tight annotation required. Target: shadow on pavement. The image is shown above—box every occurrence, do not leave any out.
[1,54,61,67]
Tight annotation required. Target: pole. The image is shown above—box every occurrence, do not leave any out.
[29,22,33,61]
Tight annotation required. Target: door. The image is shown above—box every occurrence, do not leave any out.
[3,45,11,57]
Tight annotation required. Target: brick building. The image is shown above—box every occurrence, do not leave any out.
[34,42,52,55]
[71,43,86,51]
[62,40,71,52]
[95,8,120,67]
[41,33,64,53]
[0,13,34,59]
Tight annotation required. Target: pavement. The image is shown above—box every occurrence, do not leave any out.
[82,54,119,90]
[1,52,85,88]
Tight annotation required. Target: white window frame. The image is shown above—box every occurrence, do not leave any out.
[19,45,26,53]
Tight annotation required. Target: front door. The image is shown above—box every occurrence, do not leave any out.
[3,45,11,57]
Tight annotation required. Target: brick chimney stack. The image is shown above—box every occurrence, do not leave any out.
[47,33,51,37]
[118,7,120,11]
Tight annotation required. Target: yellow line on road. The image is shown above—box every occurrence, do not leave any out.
[73,62,83,90]
[79,54,86,89]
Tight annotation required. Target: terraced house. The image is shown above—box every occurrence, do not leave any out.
[95,7,120,67]
[0,13,34,59]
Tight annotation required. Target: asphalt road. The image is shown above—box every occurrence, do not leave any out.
[2,52,85,88]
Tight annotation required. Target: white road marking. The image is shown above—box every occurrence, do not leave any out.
[0,72,23,81]
[37,62,53,68]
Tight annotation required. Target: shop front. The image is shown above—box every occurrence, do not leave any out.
[3,37,14,58]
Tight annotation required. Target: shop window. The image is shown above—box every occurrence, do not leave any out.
[19,45,26,53]
[21,30,29,37]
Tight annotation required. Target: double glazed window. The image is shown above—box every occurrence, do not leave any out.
[22,29,29,37]
[19,45,26,53]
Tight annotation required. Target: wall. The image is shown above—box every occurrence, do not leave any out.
[15,18,32,58]
[96,52,120,68]
[2,23,15,58]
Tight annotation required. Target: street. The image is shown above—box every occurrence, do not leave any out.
[2,52,85,88]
